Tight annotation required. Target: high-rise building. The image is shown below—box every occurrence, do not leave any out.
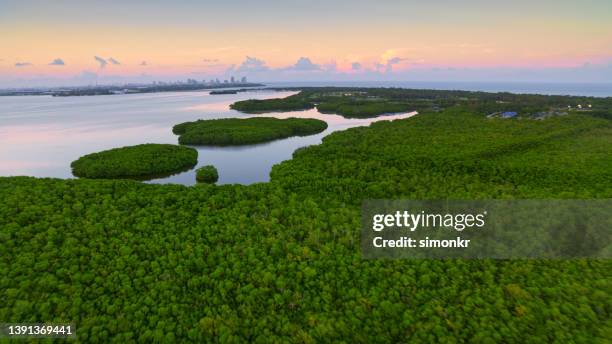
[230,76,235,83]
[241,76,247,83]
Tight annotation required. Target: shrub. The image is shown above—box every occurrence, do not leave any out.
[196,165,218,183]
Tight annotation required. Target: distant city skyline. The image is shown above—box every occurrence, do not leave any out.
[1,0,611,87]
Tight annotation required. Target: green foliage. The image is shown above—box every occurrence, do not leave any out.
[272,111,612,201]
[316,100,412,118]
[231,87,612,119]
[173,117,327,145]
[588,110,612,120]
[2,92,612,342]
[71,144,197,179]
[196,165,218,183]
[230,94,314,113]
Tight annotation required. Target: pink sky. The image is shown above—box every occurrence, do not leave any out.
[1,1,611,86]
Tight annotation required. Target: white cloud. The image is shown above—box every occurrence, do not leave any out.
[94,56,107,68]
[3,55,612,87]
[385,57,407,72]
[236,56,269,72]
[49,58,65,66]
[286,57,321,71]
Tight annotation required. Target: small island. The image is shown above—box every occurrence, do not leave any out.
[172,117,328,145]
[229,89,416,118]
[209,90,238,95]
[230,94,315,113]
[196,165,219,183]
[71,143,198,179]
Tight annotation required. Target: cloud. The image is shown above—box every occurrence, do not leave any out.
[287,57,321,71]
[387,57,405,65]
[384,57,408,72]
[352,62,362,70]
[93,56,120,68]
[378,48,413,72]
[49,58,65,66]
[94,56,107,68]
[15,62,33,67]
[236,56,269,72]
[140,61,147,66]
[3,61,612,88]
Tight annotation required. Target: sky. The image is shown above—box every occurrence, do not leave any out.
[1,0,611,87]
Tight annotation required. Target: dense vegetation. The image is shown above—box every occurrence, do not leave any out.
[196,165,219,183]
[232,87,612,119]
[316,99,411,118]
[2,89,612,342]
[173,117,328,145]
[230,94,314,113]
[273,111,612,200]
[71,144,198,179]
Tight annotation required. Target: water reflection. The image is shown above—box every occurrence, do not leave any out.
[148,109,416,185]
[0,90,415,185]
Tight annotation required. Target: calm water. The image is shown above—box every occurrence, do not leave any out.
[0,90,416,185]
